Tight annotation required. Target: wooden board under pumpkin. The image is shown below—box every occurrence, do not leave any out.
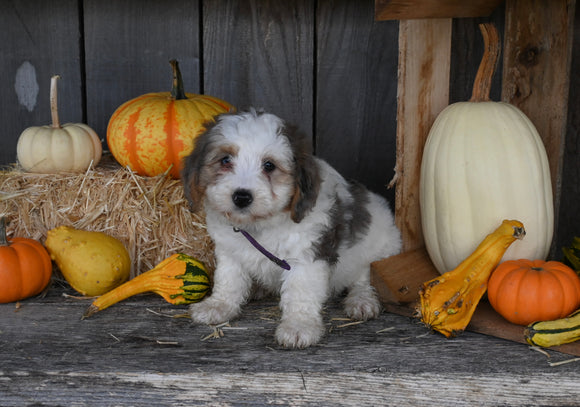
[371,248,580,357]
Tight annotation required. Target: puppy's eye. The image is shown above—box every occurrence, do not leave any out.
[220,156,232,167]
[263,161,276,173]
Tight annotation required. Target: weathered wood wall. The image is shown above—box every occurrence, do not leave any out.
[557,2,580,252]
[0,0,578,256]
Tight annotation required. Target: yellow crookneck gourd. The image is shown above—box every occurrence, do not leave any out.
[83,253,210,318]
[418,219,526,338]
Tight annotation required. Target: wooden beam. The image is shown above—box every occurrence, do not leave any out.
[375,0,504,20]
[370,247,438,304]
[501,0,576,253]
[392,19,452,252]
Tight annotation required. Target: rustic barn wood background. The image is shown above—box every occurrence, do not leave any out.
[0,0,578,255]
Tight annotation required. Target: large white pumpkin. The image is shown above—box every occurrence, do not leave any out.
[420,101,553,274]
[419,24,554,274]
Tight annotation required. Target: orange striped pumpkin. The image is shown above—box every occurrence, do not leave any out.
[107,60,233,178]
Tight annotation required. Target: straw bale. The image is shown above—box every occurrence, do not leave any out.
[0,158,215,277]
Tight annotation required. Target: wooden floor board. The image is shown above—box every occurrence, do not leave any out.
[2,287,580,406]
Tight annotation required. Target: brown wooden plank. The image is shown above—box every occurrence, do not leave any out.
[469,302,580,357]
[556,5,580,253]
[202,0,314,137]
[375,0,504,20]
[0,0,83,166]
[501,0,576,255]
[83,0,200,141]
[392,19,452,252]
[371,247,438,304]
[316,0,399,199]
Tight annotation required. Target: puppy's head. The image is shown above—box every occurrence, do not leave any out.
[182,109,320,227]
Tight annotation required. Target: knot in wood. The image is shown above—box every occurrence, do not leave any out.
[518,45,540,68]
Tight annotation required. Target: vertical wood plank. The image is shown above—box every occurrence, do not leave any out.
[501,0,576,253]
[203,0,314,138]
[393,19,452,252]
[556,4,579,253]
[83,0,200,142]
[316,0,399,201]
[0,0,83,165]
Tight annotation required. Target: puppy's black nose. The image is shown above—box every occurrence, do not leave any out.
[232,189,253,208]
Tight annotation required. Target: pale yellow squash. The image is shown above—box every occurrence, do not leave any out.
[45,226,131,296]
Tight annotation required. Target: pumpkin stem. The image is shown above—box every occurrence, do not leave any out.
[50,75,62,128]
[0,217,9,247]
[470,23,501,102]
[169,60,188,100]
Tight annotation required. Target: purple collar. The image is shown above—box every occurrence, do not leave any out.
[233,227,291,270]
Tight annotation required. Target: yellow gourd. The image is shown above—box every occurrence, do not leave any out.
[83,253,210,318]
[45,226,131,296]
[525,308,580,348]
[418,219,525,338]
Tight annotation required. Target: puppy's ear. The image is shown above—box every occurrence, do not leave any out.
[284,124,320,223]
[181,121,217,213]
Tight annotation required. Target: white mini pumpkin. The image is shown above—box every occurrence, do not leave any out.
[17,75,102,173]
[419,24,554,274]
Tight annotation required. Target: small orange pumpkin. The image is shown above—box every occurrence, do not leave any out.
[488,259,580,325]
[0,218,53,303]
[107,60,233,178]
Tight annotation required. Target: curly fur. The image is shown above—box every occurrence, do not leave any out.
[182,109,401,348]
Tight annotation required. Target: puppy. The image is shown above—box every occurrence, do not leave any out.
[182,109,401,348]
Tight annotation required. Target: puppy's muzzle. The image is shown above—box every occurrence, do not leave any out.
[232,189,253,209]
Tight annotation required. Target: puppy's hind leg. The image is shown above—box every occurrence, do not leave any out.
[343,271,382,321]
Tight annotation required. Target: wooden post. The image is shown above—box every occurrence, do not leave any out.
[501,0,576,253]
[392,19,452,252]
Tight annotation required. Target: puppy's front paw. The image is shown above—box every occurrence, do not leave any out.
[275,317,325,349]
[344,288,381,321]
[189,297,240,325]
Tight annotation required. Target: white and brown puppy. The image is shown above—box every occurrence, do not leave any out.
[182,109,401,348]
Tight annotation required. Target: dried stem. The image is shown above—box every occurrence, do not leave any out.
[50,75,62,128]
[470,23,501,102]
[169,60,188,100]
